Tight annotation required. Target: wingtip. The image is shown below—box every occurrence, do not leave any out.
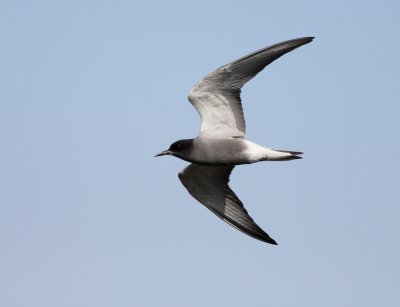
[268,238,278,245]
[261,235,278,245]
[268,36,314,54]
[298,36,315,44]
[291,36,314,46]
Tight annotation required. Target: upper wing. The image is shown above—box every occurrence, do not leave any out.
[178,163,277,245]
[188,37,314,138]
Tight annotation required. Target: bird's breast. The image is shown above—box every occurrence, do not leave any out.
[189,137,250,165]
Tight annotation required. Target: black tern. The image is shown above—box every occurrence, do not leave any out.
[156,37,314,244]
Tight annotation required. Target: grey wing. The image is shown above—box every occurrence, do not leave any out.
[188,36,314,138]
[178,163,277,245]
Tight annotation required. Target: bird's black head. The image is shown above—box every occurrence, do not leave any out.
[155,139,194,158]
[168,139,193,153]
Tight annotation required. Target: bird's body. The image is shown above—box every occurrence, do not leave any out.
[171,137,301,165]
[156,37,313,244]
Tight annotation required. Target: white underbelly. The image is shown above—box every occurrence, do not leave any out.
[243,140,292,162]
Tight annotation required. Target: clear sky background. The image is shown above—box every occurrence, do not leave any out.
[1,1,399,306]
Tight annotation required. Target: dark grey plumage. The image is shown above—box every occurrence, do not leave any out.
[188,37,314,138]
[179,164,277,244]
[156,37,313,244]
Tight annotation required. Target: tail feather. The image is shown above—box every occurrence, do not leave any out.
[273,149,303,155]
[278,155,302,161]
[274,149,303,161]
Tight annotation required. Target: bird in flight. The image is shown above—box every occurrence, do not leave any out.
[156,37,314,244]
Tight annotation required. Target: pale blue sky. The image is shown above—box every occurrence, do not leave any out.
[1,1,400,306]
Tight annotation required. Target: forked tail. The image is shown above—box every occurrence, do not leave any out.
[262,149,303,161]
[271,149,303,161]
